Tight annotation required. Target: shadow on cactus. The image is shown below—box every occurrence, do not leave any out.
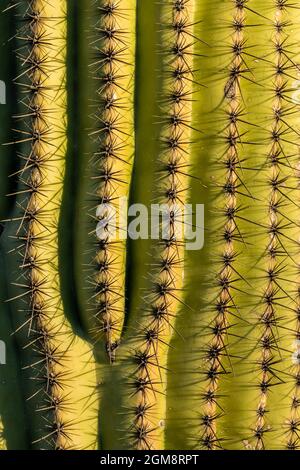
[0,0,300,451]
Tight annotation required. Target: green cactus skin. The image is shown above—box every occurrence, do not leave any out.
[1,0,300,452]
[166,0,246,450]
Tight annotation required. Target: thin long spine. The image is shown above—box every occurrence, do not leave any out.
[98,0,196,450]
[288,277,300,449]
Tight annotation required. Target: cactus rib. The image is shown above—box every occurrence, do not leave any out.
[198,0,251,449]
[121,0,197,451]
[2,0,98,450]
[78,0,136,363]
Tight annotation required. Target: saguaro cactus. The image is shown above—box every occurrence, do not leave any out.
[1,0,300,451]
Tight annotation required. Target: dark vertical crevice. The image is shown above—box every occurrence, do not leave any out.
[123,0,139,332]
[58,0,85,337]
[124,0,163,333]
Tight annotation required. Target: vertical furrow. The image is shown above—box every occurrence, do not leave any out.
[124,0,163,330]
[288,279,300,450]
[0,250,28,449]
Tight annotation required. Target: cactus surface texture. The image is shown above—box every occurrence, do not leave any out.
[1,0,300,451]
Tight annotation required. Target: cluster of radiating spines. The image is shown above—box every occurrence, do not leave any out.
[10,2,69,449]
[127,0,196,450]
[249,2,300,450]
[199,0,250,450]
[89,0,133,363]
